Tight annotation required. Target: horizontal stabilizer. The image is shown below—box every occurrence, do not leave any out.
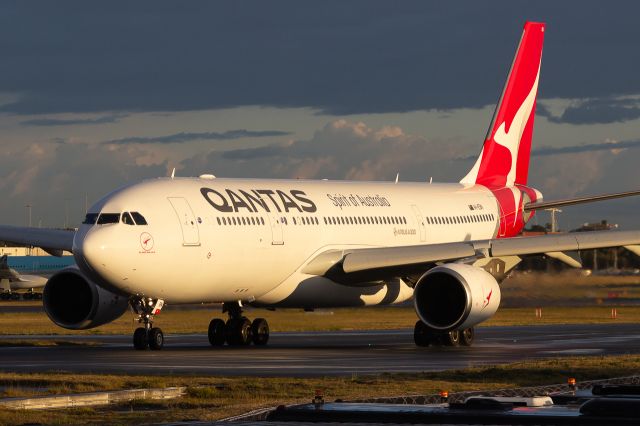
[524,189,640,211]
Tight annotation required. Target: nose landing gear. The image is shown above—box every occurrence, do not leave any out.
[208,301,270,347]
[130,297,165,350]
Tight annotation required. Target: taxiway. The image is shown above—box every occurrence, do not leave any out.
[0,324,638,376]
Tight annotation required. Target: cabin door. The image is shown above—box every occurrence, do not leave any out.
[168,197,201,246]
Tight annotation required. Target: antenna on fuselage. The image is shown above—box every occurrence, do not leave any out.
[429,177,433,184]
[170,168,176,179]
[395,173,399,184]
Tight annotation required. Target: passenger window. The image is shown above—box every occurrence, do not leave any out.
[83,213,99,225]
[122,212,135,225]
[131,212,148,225]
[97,213,120,225]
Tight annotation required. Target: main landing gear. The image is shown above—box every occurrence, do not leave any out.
[413,320,474,347]
[208,301,269,347]
[130,297,165,350]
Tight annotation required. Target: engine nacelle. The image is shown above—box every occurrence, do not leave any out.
[43,267,128,330]
[413,263,500,331]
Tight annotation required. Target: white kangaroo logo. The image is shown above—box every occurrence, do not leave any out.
[493,62,541,187]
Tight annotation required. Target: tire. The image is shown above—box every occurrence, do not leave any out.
[236,318,252,346]
[133,327,148,350]
[226,318,252,346]
[149,327,164,350]
[413,320,434,347]
[460,328,475,346]
[208,318,226,346]
[443,330,461,347]
[225,318,239,345]
[251,318,269,346]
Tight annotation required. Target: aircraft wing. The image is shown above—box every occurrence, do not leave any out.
[0,226,75,256]
[309,230,640,284]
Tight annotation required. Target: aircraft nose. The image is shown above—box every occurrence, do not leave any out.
[75,228,110,276]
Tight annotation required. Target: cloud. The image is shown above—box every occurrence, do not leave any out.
[103,129,291,145]
[538,97,640,125]
[2,2,640,117]
[20,114,127,127]
[180,119,470,182]
[0,140,166,226]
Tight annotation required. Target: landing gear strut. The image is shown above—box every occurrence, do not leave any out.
[208,301,269,347]
[130,297,165,350]
[413,320,474,347]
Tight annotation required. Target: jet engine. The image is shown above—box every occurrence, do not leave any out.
[413,263,500,331]
[43,267,128,330]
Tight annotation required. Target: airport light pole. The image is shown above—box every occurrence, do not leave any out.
[25,204,32,228]
[546,208,562,233]
[25,203,32,256]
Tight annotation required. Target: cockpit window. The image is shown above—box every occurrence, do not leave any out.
[131,212,148,225]
[121,212,135,225]
[82,213,99,225]
[97,213,120,225]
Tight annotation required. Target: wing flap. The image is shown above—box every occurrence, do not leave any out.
[342,242,476,273]
[0,225,75,254]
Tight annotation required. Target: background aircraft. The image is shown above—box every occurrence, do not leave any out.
[0,254,75,299]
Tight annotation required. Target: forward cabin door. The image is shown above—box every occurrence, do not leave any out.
[411,205,427,242]
[168,197,201,246]
[268,215,284,245]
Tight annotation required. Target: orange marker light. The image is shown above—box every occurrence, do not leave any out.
[568,378,576,386]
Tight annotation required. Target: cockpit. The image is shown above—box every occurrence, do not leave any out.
[83,212,148,226]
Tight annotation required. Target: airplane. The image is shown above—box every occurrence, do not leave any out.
[1,21,640,350]
[0,254,75,300]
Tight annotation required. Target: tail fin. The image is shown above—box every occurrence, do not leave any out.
[461,22,545,188]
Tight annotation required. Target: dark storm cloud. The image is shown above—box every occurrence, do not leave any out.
[20,114,127,126]
[1,1,640,116]
[532,139,640,156]
[538,98,640,124]
[103,130,291,145]
[222,145,289,160]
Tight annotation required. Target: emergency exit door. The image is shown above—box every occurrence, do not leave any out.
[168,197,201,246]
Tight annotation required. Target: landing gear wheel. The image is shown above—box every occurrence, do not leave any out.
[251,318,269,345]
[443,330,461,347]
[129,297,165,350]
[414,320,435,347]
[460,328,475,346]
[133,327,149,350]
[230,317,252,346]
[149,327,164,350]
[208,318,226,346]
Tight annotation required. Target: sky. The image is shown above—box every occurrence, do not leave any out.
[1,1,640,230]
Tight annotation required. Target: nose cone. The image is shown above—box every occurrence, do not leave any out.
[74,226,109,278]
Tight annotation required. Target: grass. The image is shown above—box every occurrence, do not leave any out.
[1,354,639,424]
[0,305,639,336]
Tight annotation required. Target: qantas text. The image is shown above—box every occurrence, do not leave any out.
[201,188,317,213]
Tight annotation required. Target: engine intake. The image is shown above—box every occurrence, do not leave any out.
[43,267,128,330]
[413,263,500,331]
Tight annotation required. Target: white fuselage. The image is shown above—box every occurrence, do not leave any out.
[74,177,501,307]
